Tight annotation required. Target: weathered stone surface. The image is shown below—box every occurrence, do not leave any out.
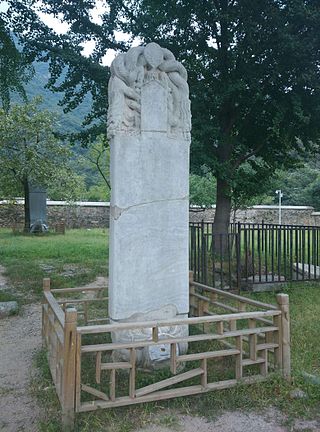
[29,186,47,230]
[111,305,188,369]
[289,388,308,399]
[190,205,318,226]
[302,371,320,386]
[0,301,18,319]
[109,133,189,320]
[108,43,191,366]
[293,262,320,278]
[242,274,286,292]
[0,201,110,229]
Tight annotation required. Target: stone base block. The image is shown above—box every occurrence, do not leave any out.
[110,305,188,370]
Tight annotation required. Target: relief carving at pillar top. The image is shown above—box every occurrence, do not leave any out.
[107,42,191,139]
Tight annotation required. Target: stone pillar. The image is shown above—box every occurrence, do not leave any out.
[107,42,191,368]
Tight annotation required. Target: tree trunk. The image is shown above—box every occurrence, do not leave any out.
[214,178,231,234]
[213,176,232,255]
[23,179,31,232]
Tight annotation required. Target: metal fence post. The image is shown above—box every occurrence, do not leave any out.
[236,233,241,293]
[201,220,207,284]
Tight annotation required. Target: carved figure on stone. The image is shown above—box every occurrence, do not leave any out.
[107,42,191,138]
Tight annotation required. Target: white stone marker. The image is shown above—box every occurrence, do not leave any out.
[107,42,191,368]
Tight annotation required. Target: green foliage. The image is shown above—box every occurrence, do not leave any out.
[4,1,320,225]
[190,168,216,207]
[190,162,276,210]
[120,0,320,227]
[84,183,110,202]
[81,135,111,189]
[272,164,320,210]
[47,170,86,202]
[0,19,34,112]
[2,0,117,143]
[75,134,111,201]
[0,98,83,201]
[231,160,279,209]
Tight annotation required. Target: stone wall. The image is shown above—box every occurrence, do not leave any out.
[1,201,320,228]
[47,202,110,228]
[190,205,320,226]
[0,201,110,229]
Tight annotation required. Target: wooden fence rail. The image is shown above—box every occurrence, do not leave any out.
[42,275,291,431]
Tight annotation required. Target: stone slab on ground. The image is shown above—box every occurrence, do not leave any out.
[0,301,18,318]
[0,264,9,290]
[293,262,320,279]
[242,274,286,292]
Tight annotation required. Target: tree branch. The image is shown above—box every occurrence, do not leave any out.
[233,143,264,168]
[96,151,111,189]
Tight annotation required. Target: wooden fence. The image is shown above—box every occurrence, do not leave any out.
[42,275,290,431]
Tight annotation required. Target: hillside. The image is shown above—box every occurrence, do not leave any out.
[14,61,92,133]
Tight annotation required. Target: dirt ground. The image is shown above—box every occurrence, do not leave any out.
[137,410,320,432]
[0,270,319,432]
[0,303,41,432]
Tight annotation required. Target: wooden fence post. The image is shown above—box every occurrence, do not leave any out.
[189,271,197,315]
[62,307,77,431]
[42,278,51,345]
[43,278,51,292]
[189,271,194,285]
[276,294,291,381]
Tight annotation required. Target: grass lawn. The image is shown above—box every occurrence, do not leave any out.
[0,228,108,301]
[0,228,319,431]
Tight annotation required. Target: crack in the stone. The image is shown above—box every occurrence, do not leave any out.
[111,196,188,220]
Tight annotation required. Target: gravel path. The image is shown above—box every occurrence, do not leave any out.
[0,303,41,432]
[137,409,320,432]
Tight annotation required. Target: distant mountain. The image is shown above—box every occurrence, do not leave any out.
[14,60,92,133]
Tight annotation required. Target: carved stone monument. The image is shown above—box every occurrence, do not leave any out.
[108,42,191,368]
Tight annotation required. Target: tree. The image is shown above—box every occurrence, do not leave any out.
[0,98,82,231]
[0,17,34,112]
[82,134,111,190]
[2,0,121,143]
[270,162,320,210]
[190,167,216,207]
[80,135,111,201]
[119,0,320,238]
[5,1,320,238]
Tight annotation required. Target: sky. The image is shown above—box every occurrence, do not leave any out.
[1,0,139,66]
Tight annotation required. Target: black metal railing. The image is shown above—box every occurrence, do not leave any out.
[189,221,320,291]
